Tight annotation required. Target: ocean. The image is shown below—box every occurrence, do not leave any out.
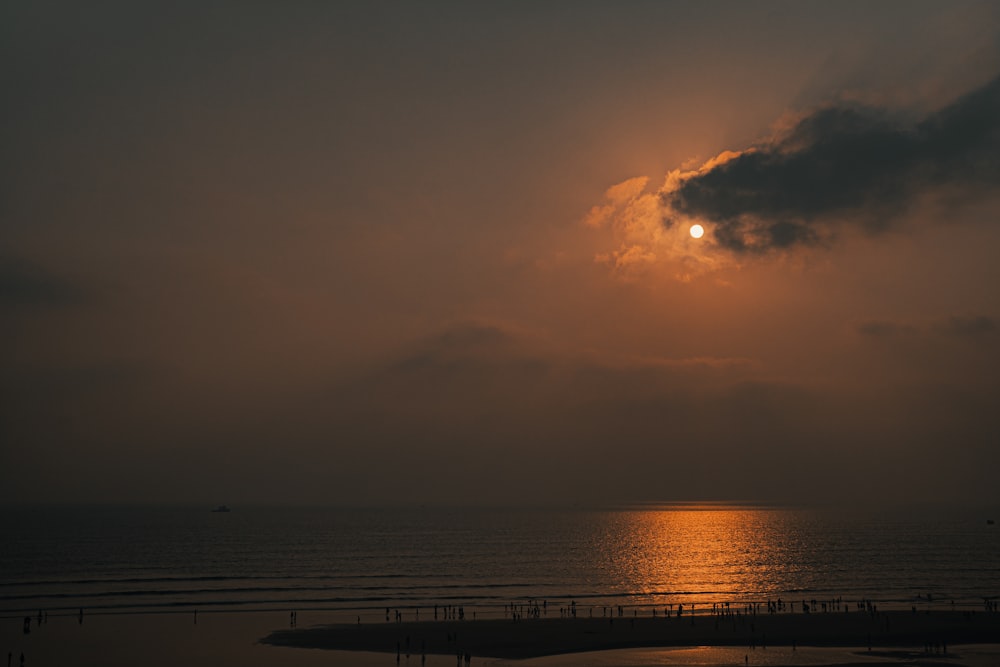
[2,504,998,621]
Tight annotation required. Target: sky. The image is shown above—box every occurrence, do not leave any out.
[3,1,1000,507]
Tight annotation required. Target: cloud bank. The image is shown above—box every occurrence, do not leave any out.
[588,73,1000,272]
[665,73,1000,252]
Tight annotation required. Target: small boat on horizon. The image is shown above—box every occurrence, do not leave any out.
[211,505,231,513]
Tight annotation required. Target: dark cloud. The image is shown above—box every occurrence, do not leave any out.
[388,322,522,372]
[938,315,998,339]
[260,322,994,506]
[296,325,821,505]
[0,258,82,308]
[3,316,999,506]
[858,314,998,341]
[666,74,1000,252]
[857,320,917,338]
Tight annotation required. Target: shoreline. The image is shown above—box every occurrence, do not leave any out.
[262,610,1000,660]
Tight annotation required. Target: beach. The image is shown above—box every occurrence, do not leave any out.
[4,607,1000,666]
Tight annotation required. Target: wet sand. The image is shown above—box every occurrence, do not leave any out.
[263,610,1000,661]
[501,644,1000,667]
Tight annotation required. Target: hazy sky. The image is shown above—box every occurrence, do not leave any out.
[3,1,1000,507]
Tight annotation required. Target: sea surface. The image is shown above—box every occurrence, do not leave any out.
[2,504,998,620]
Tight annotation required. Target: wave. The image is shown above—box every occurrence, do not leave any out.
[0,581,563,603]
[0,573,420,588]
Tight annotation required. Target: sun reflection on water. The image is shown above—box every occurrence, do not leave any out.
[601,504,801,608]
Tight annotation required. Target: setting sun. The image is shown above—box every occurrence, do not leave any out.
[690,224,705,239]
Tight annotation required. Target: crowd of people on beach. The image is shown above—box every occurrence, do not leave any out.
[386,604,471,623]
[368,592,1000,629]
[347,592,1000,665]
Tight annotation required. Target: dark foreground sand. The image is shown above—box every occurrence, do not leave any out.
[262,611,1000,661]
[5,610,999,666]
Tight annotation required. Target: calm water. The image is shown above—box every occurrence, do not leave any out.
[2,504,998,618]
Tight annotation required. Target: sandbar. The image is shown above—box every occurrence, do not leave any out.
[262,610,1000,661]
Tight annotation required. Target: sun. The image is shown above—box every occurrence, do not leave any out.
[689,224,705,239]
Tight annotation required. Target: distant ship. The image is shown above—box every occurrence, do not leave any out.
[211,505,231,513]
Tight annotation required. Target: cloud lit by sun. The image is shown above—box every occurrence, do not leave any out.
[585,160,739,282]
[669,81,1000,253]
[586,69,1000,284]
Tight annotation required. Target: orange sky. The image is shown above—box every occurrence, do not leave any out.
[3,2,1000,507]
